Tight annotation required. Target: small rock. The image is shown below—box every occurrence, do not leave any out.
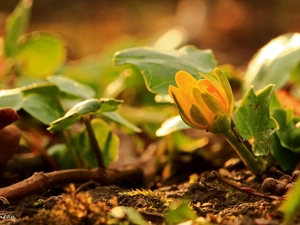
[285,182,294,192]
[292,170,300,181]
[202,202,213,208]
[279,174,292,184]
[274,182,286,196]
[262,177,277,193]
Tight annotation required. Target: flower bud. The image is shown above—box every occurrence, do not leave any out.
[168,68,234,133]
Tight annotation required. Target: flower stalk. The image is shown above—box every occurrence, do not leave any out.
[222,128,265,175]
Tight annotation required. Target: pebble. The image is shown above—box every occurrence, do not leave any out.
[292,170,300,181]
[262,177,277,193]
[202,202,213,208]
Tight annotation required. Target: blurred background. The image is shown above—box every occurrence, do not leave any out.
[1,0,300,183]
[1,0,300,68]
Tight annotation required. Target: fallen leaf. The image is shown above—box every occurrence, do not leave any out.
[0,107,20,130]
[0,125,21,176]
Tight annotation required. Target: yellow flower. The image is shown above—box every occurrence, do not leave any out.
[168,68,234,133]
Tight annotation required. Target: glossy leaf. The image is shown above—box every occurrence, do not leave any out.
[156,115,190,136]
[22,82,61,97]
[0,90,23,110]
[102,111,141,132]
[4,0,32,58]
[113,45,216,94]
[48,75,95,99]
[234,84,279,156]
[22,93,64,125]
[15,32,66,78]
[48,98,123,132]
[244,33,300,91]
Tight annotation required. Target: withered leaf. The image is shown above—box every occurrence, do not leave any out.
[0,125,21,176]
[0,107,20,130]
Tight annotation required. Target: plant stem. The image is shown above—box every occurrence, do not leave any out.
[222,128,265,175]
[82,115,105,169]
[62,130,83,168]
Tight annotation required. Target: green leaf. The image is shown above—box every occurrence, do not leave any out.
[97,99,124,112]
[0,90,23,110]
[102,111,142,132]
[280,178,300,225]
[273,108,300,152]
[110,206,148,225]
[15,32,66,78]
[48,98,123,132]
[91,119,119,167]
[113,45,216,94]
[48,144,76,169]
[4,0,32,58]
[156,115,190,136]
[269,135,299,171]
[22,93,64,125]
[48,75,95,99]
[73,119,119,168]
[165,200,197,225]
[0,82,60,111]
[244,33,300,91]
[234,84,279,156]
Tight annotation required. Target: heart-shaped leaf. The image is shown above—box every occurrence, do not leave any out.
[234,84,279,156]
[113,45,216,94]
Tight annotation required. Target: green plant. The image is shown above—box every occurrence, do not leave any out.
[0,0,141,171]
[113,33,300,175]
[113,32,300,222]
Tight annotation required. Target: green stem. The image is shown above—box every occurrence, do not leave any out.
[62,130,83,168]
[82,115,105,169]
[222,128,265,175]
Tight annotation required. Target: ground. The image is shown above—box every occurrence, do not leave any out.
[0,166,299,225]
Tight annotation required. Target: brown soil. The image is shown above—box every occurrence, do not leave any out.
[0,166,298,225]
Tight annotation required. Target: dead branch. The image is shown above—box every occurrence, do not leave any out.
[0,167,144,202]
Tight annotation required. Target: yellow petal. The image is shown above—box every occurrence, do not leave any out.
[192,87,214,121]
[213,68,234,113]
[189,104,208,129]
[201,92,224,113]
[175,70,198,94]
[169,85,198,127]
[199,72,227,105]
